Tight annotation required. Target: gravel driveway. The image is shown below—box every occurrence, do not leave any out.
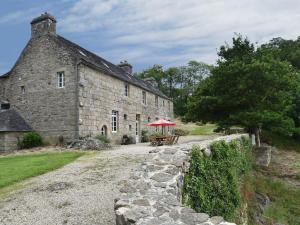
[0,135,216,225]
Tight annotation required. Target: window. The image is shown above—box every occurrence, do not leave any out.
[148,117,151,122]
[142,91,147,104]
[124,84,129,97]
[124,114,128,120]
[163,100,165,107]
[101,125,107,136]
[1,103,10,110]
[111,110,118,132]
[129,125,132,131]
[155,96,158,107]
[57,71,65,88]
[21,86,25,94]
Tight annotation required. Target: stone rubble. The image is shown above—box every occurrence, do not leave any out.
[114,134,247,225]
[68,137,110,150]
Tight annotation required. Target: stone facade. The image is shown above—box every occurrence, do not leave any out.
[78,64,173,143]
[0,13,173,145]
[114,134,247,225]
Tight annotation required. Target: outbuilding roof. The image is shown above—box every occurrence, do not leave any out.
[0,109,32,132]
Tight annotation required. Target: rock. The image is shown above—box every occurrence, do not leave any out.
[253,144,272,167]
[163,148,178,155]
[210,216,224,224]
[68,137,110,150]
[120,182,136,193]
[151,173,173,182]
[115,199,130,210]
[132,199,150,206]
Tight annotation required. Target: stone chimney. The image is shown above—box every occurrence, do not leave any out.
[143,77,158,88]
[31,12,56,38]
[118,60,133,74]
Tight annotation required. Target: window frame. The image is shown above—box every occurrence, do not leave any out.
[142,91,147,105]
[155,96,158,107]
[111,110,118,133]
[57,71,65,88]
[124,83,129,97]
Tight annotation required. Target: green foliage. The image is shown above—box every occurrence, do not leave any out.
[174,128,189,136]
[183,137,252,220]
[18,132,43,149]
[261,130,300,152]
[186,35,300,143]
[135,61,213,117]
[141,130,149,143]
[149,132,163,138]
[0,152,84,189]
[243,173,300,225]
[95,135,110,144]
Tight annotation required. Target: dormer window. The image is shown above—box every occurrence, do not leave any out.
[57,72,65,88]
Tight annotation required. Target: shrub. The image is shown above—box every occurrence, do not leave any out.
[141,130,149,143]
[18,132,43,149]
[149,132,163,138]
[95,135,110,144]
[174,128,189,136]
[183,137,252,221]
[121,135,136,145]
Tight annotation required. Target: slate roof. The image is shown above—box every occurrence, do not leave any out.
[0,72,10,78]
[0,31,169,99]
[52,35,169,99]
[0,109,32,132]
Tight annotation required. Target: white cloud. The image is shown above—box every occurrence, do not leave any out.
[59,0,300,68]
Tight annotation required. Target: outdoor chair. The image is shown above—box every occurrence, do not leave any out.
[165,135,176,145]
[173,135,180,144]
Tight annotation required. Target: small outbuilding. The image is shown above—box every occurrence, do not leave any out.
[0,109,32,152]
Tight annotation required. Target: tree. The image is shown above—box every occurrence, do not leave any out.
[135,61,212,117]
[187,35,298,146]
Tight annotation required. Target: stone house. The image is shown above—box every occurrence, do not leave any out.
[0,13,173,148]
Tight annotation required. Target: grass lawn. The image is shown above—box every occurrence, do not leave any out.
[175,119,217,136]
[189,123,217,135]
[0,151,84,189]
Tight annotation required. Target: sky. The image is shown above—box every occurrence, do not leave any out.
[1,0,300,74]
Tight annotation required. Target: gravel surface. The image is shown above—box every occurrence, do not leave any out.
[0,135,216,225]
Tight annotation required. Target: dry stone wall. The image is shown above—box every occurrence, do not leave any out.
[115,134,247,225]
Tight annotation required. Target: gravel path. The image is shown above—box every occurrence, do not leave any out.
[0,135,215,225]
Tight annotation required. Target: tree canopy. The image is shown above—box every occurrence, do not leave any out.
[186,35,300,145]
[135,61,212,116]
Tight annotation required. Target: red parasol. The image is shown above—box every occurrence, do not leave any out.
[147,119,176,126]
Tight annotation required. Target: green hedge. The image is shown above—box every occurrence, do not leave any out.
[183,137,251,220]
[18,132,43,149]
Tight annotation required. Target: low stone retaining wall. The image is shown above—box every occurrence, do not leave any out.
[114,134,247,225]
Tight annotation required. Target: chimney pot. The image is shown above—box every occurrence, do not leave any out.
[118,60,133,74]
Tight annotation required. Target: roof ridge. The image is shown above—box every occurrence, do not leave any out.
[55,35,169,99]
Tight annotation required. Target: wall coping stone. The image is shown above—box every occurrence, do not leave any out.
[114,134,248,225]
